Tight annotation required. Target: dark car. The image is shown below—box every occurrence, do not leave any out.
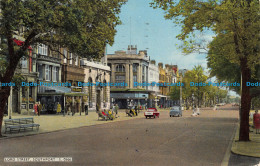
[169,106,182,117]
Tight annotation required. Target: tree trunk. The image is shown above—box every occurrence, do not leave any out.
[239,57,251,141]
[0,54,20,136]
[0,85,11,137]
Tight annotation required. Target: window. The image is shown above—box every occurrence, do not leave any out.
[45,65,51,81]
[53,67,57,82]
[21,57,27,69]
[63,49,67,63]
[38,44,48,56]
[133,64,138,72]
[69,53,73,65]
[56,67,59,82]
[38,64,43,79]
[116,65,125,72]
[29,84,33,98]
[22,87,26,98]
[133,75,137,86]
[116,75,125,82]
[75,56,78,66]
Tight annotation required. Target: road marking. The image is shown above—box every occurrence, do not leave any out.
[221,124,238,166]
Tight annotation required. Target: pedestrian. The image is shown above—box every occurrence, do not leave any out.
[72,104,76,116]
[57,102,61,114]
[34,102,38,116]
[115,104,119,115]
[38,102,42,116]
[253,110,260,134]
[135,105,138,116]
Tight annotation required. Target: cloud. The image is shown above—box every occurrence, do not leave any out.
[169,50,208,71]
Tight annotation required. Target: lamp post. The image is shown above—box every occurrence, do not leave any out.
[192,93,195,114]
[180,75,182,110]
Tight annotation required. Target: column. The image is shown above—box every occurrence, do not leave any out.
[125,64,129,88]
[137,64,140,83]
[111,64,115,83]
[129,64,133,88]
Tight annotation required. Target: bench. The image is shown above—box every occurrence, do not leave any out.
[4,118,40,134]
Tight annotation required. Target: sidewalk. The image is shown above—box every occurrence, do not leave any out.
[1,110,143,139]
[231,111,260,158]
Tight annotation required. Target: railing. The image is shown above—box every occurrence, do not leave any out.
[37,54,61,63]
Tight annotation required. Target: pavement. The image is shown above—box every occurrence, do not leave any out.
[0,108,239,166]
[1,110,144,138]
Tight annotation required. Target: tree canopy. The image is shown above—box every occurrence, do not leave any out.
[0,0,125,136]
[151,0,259,141]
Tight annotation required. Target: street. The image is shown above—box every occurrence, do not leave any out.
[0,108,238,166]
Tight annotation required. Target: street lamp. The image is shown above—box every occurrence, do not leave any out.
[192,93,195,114]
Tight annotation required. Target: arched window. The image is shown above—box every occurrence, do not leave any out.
[116,65,125,72]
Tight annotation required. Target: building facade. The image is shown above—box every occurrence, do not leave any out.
[107,45,150,109]
[148,60,160,107]
[81,59,110,111]
[36,44,65,114]
[11,38,38,115]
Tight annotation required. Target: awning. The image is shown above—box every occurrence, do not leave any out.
[38,85,71,94]
[157,94,167,98]
[65,93,88,96]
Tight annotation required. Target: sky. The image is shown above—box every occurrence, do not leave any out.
[107,0,210,71]
[107,0,239,97]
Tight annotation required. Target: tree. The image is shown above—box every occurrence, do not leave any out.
[152,0,260,141]
[0,0,125,136]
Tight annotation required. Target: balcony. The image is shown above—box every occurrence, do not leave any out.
[37,54,61,64]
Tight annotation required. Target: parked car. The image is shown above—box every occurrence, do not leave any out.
[144,108,160,119]
[169,106,182,117]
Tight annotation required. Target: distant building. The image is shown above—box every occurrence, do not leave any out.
[107,45,150,109]
[148,60,159,107]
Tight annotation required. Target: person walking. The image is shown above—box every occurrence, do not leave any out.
[253,110,260,134]
[57,102,61,114]
[115,104,119,115]
[38,102,42,116]
[34,102,38,116]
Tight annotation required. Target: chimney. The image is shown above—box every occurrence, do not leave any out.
[150,60,156,65]
[158,63,163,69]
[127,45,137,54]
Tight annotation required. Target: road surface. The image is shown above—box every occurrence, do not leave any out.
[0,108,238,166]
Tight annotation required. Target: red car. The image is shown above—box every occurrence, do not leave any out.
[144,108,160,119]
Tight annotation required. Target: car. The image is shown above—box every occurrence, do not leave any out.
[169,106,182,117]
[144,108,160,119]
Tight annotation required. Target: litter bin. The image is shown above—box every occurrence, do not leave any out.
[85,105,88,115]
